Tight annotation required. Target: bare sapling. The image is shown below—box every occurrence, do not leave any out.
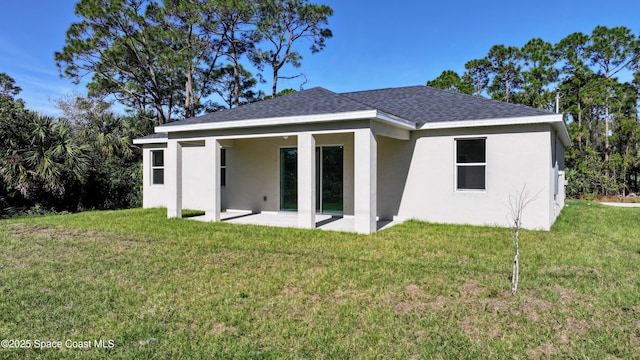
[507,185,540,296]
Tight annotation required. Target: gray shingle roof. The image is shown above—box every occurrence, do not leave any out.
[341,86,553,126]
[160,85,555,129]
[163,87,372,127]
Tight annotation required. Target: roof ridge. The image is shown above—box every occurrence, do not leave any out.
[339,85,425,96]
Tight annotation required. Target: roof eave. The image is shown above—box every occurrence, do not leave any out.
[417,114,571,147]
[133,138,167,145]
[155,109,416,133]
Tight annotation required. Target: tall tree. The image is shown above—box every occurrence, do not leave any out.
[556,32,592,151]
[426,70,473,94]
[0,73,29,164]
[252,0,332,97]
[486,45,522,102]
[0,73,22,98]
[56,0,182,124]
[586,25,637,158]
[464,58,491,96]
[164,0,226,118]
[216,0,257,108]
[518,38,557,110]
[211,64,262,108]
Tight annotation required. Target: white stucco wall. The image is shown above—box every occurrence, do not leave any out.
[142,142,225,211]
[378,124,560,230]
[181,143,212,211]
[141,144,168,208]
[140,120,565,231]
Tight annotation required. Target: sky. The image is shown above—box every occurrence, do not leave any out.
[1,0,639,116]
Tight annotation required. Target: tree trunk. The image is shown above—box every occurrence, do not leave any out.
[577,93,583,151]
[184,24,195,118]
[272,67,278,98]
[185,65,194,118]
[511,227,519,296]
[605,99,610,160]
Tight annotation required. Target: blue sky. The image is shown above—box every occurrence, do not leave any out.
[1,0,639,115]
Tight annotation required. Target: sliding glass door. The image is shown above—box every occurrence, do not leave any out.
[280,146,343,214]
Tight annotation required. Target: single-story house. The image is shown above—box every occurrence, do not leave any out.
[133,86,568,234]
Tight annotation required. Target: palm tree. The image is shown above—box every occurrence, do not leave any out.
[0,112,89,199]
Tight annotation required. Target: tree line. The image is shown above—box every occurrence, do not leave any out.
[1,0,332,216]
[427,26,640,197]
[55,0,333,125]
[0,73,154,217]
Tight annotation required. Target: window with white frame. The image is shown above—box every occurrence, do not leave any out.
[220,148,226,187]
[151,150,164,185]
[456,138,486,190]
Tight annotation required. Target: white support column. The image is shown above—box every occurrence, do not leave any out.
[204,138,221,222]
[297,132,316,229]
[167,139,183,218]
[354,128,377,234]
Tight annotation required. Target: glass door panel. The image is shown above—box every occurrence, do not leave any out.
[280,148,297,210]
[321,146,343,214]
[279,146,343,214]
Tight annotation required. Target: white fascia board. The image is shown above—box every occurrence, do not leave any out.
[155,109,416,134]
[418,114,571,147]
[133,138,168,145]
[374,110,417,130]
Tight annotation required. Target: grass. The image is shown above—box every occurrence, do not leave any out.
[0,201,639,358]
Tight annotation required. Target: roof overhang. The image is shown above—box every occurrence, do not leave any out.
[417,114,571,147]
[133,137,167,145]
[145,111,570,147]
[154,109,417,134]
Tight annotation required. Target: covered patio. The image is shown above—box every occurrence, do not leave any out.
[160,120,411,234]
[137,87,416,234]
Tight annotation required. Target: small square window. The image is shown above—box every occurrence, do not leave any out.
[456,139,486,190]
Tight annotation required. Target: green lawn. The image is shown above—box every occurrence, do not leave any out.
[0,201,639,359]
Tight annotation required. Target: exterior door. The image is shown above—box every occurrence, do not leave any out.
[279,146,343,214]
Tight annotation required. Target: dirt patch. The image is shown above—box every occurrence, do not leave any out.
[461,315,501,341]
[279,286,300,296]
[553,284,574,304]
[527,342,556,359]
[6,223,143,250]
[554,318,589,344]
[394,302,414,315]
[458,280,485,297]
[524,297,553,323]
[211,322,238,336]
[425,295,450,312]
[405,284,426,298]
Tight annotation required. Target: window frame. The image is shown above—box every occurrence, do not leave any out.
[455,137,487,192]
[151,149,165,186]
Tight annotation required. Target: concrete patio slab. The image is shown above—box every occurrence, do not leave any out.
[600,202,640,208]
[190,210,401,233]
